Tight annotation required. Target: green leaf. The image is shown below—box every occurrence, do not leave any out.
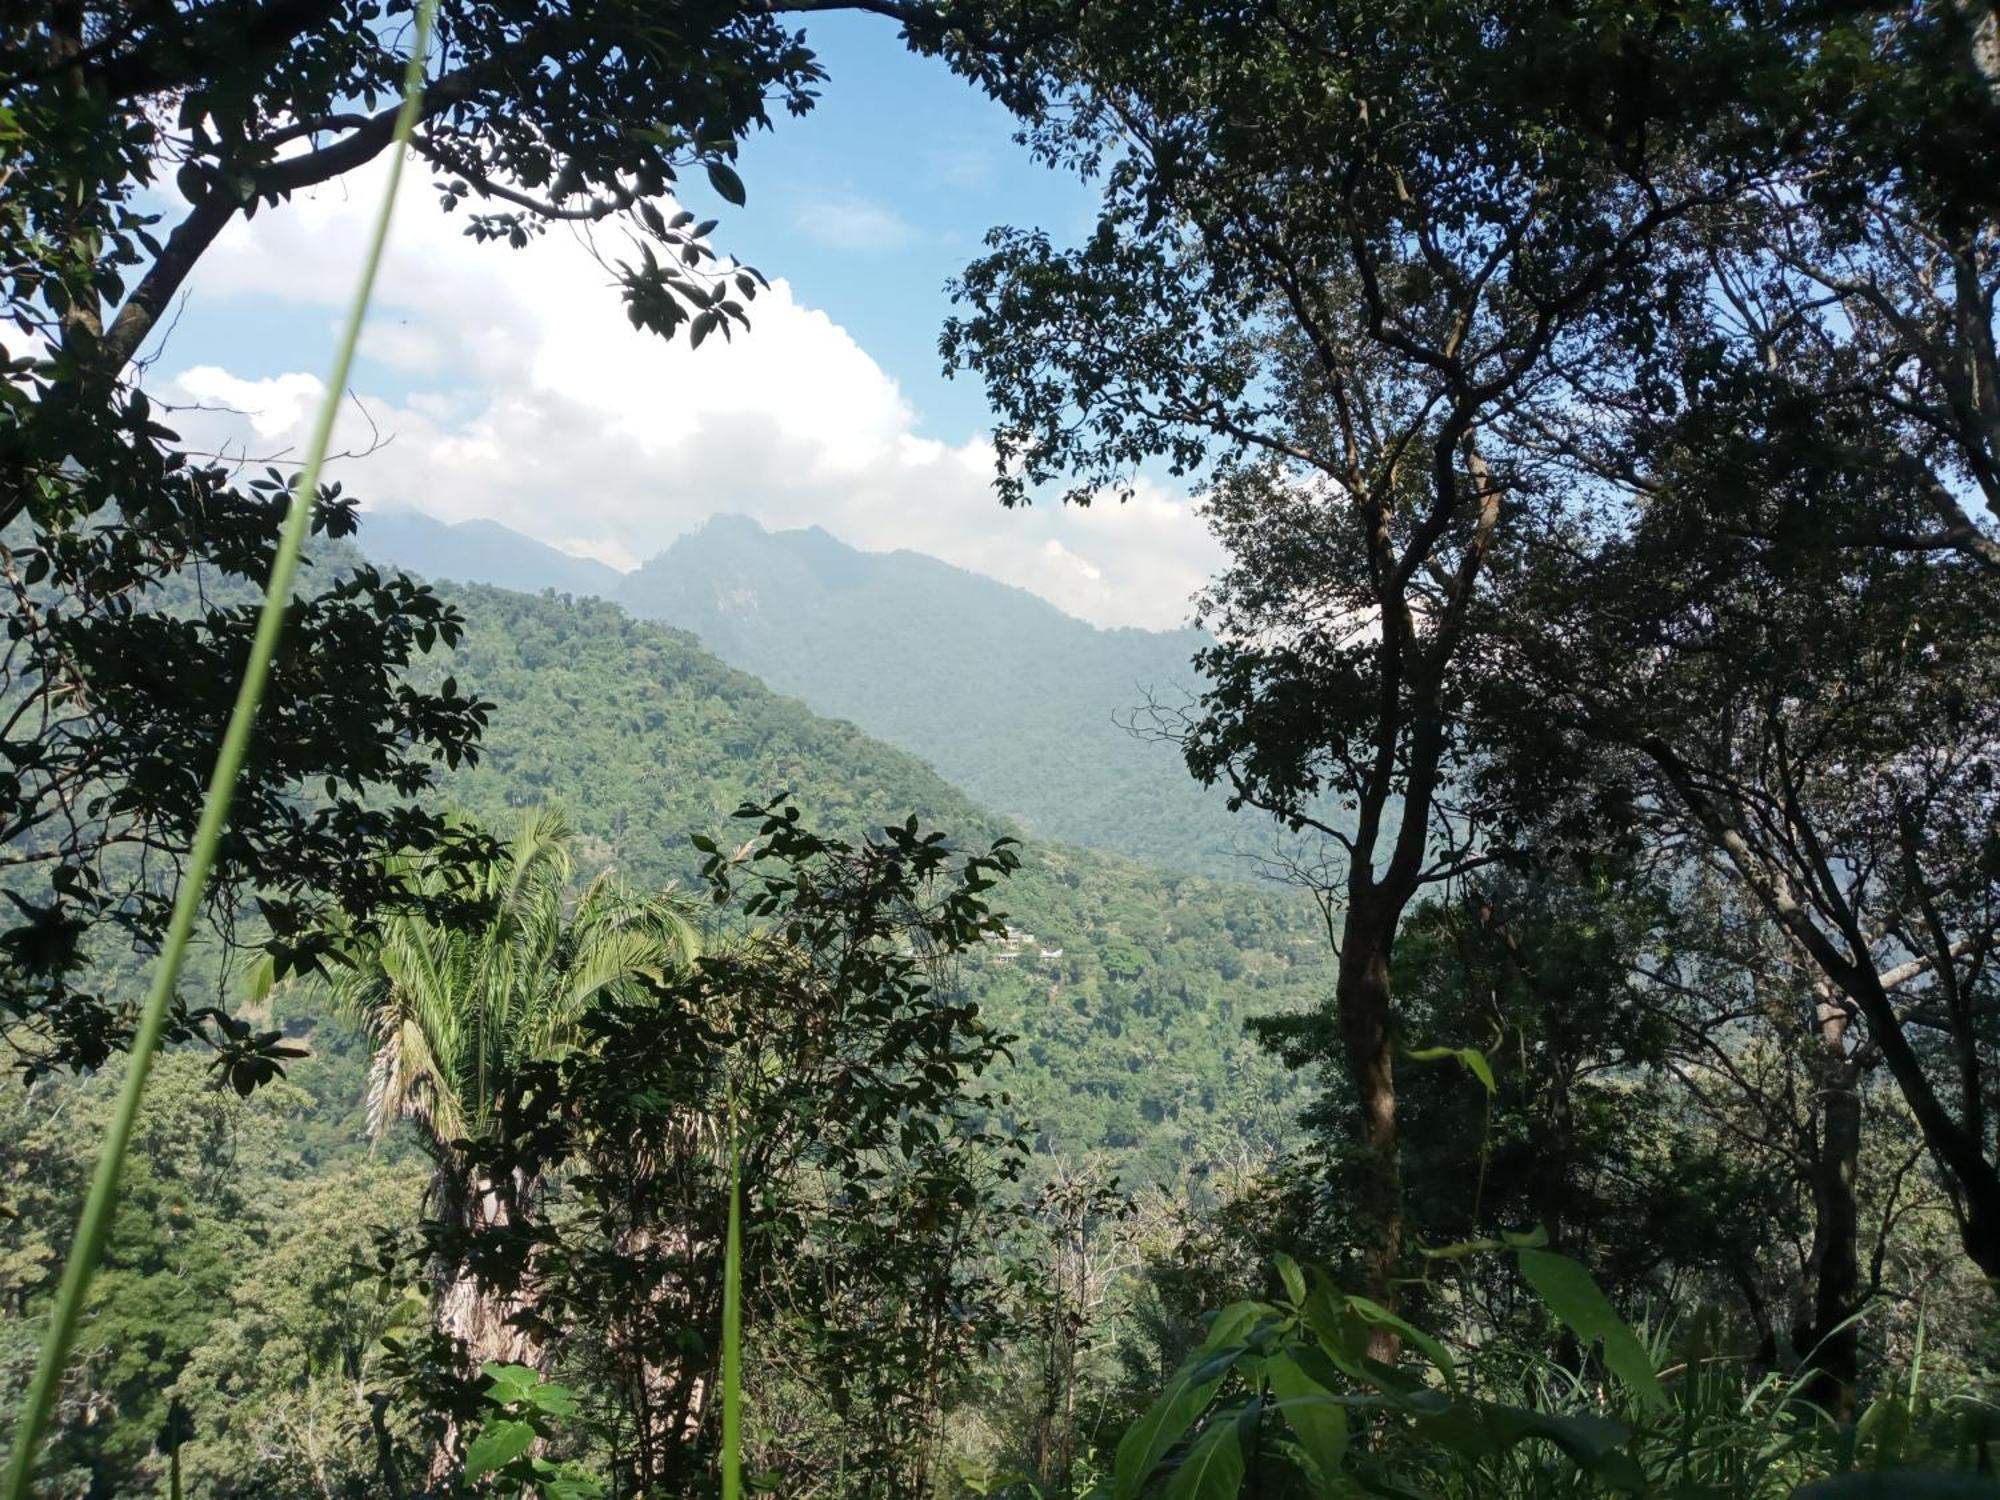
[527,1380,579,1417]
[1473,1402,1644,1490]
[1200,1300,1278,1354]
[1267,1352,1348,1493]
[1343,1295,1457,1390]
[706,161,747,206]
[481,1361,539,1404]
[1274,1252,1307,1306]
[1115,1352,1238,1500]
[1162,1413,1246,1500]
[1515,1249,1665,1411]
[1406,1044,1496,1094]
[465,1417,536,1480]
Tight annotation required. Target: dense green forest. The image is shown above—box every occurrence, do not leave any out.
[4,0,1999,1498]
[418,579,1320,1175]
[361,510,1268,878]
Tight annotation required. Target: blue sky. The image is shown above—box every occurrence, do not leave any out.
[150,16,1223,629]
[712,13,1102,444]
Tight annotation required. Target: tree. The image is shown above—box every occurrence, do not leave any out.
[1448,2,2000,1302]
[0,1055,318,1497]
[1501,420,2000,1295]
[0,0,996,1075]
[942,0,1753,1322]
[444,800,1028,1496]
[167,1161,429,1499]
[320,805,700,1375]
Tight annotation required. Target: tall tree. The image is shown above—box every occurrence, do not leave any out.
[943,0,1752,1319]
[321,806,699,1372]
[1471,0,2000,1305]
[449,801,1028,1496]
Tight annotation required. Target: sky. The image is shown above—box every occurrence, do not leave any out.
[143,14,1226,631]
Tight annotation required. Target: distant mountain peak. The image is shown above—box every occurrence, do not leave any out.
[360,508,625,599]
[357,505,1256,876]
[620,518,1247,876]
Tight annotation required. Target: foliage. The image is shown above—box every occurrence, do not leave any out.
[320,802,703,1411]
[1114,1250,2000,1500]
[0,3,499,1073]
[0,0,1017,1073]
[409,576,1324,1183]
[7,5,2000,1496]
[939,0,1782,1320]
[429,800,1030,1494]
[0,1054,422,1498]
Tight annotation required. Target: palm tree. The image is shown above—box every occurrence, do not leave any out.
[325,806,700,1368]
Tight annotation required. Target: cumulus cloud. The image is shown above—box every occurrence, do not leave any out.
[175,368,325,440]
[148,162,1223,630]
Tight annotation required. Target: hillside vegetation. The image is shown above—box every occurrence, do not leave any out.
[362,510,1274,877]
[421,580,1321,1179]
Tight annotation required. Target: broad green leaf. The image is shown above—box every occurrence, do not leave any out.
[1515,1249,1665,1411]
[527,1380,579,1417]
[1406,1045,1496,1094]
[1274,1252,1307,1306]
[1343,1295,1458,1391]
[1162,1413,1246,1500]
[481,1361,539,1403]
[465,1417,536,1480]
[1200,1300,1278,1354]
[1115,1355,1235,1500]
[1267,1352,1348,1493]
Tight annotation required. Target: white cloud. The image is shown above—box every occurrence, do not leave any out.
[148,161,1223,630]
[556,534,640,571]
[174,367,324,440]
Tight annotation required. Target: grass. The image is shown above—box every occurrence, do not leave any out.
[723,1091,744,1500]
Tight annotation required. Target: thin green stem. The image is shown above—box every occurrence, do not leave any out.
[722,1088,744,1500]
[0,5,437,1492]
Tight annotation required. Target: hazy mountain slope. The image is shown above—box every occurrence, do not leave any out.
[409,582,1324,1180]
[361,508,624,598]
[614,516,1265,876]
[354,509,1273,878]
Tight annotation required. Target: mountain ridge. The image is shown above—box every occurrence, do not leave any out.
[357,508,1264,877]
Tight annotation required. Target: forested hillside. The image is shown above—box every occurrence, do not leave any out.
[8,3,1999,1499]
[421,580,1319,1178]
[359,510,1270,876]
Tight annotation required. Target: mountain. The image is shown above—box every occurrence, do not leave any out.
[405,580,1325,1181]
[359,508,624,599]
[354,508,1272,877]
[615,517,1268,876]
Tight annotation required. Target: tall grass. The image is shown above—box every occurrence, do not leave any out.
[0,6,439,1493]
[723,1093,744,1500]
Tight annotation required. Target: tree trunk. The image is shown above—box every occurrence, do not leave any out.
[433,1169,542,1367]
[1796,992,1863,1418]
[1336,891,1402,1356]
[428,1167,543,1484]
